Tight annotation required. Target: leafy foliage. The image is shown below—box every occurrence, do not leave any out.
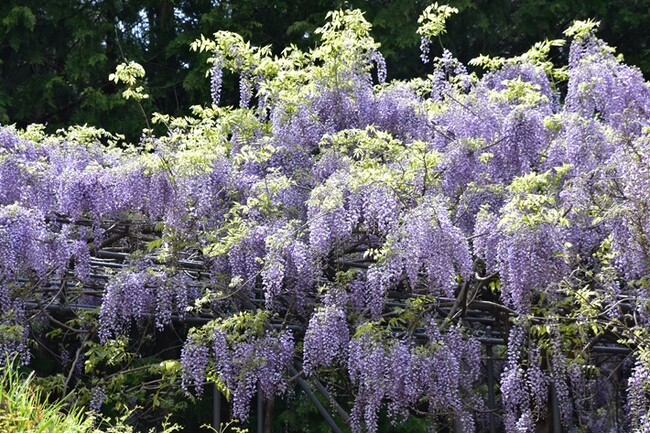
[0,358,94,432]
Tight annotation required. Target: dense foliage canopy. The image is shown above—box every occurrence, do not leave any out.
[1,5,650,432]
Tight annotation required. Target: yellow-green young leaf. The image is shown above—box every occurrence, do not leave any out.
[159,360,181,375]
[468,54,506,71]
[417,3,459,39]
[146,238,163,251]
[489,279,500,292]
[354,321,381,338]
[490,77,548,106]
[590,324,601,335]
[564,19,601,41]
[109,61,149,101]
[478,152,494,164]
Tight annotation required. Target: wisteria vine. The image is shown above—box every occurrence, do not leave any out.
[0,6,649,433]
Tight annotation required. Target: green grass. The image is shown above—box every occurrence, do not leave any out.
[0,359,94,433]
